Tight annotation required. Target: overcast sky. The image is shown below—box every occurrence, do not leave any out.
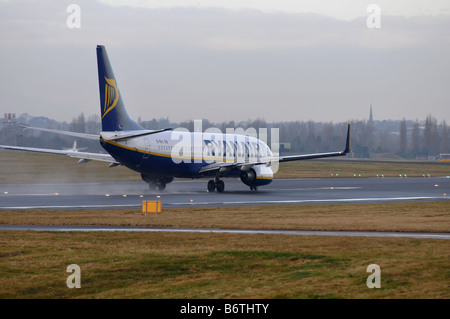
[0,0,449,123]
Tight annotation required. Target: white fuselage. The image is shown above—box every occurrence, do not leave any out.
[100,130,275,181]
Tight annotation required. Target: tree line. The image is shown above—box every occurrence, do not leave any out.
[1,113,449,159]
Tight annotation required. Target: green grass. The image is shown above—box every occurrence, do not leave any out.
[1,151,449,299]
[0,231,448,298]
[0,151,139,183]
[0,201,448,299]
[275,159,450,178]
[0,201,450,298]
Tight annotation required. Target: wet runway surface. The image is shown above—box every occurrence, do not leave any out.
[0,177,449,210]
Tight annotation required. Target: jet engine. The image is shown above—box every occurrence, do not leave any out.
[239,165,273,188]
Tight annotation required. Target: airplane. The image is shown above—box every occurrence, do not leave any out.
[0,45,351,192]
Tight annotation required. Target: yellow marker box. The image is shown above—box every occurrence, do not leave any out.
[142,200,162,214]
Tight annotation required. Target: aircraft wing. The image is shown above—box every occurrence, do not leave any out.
[0,145,118,164]
[198,158,272,174]
[279,123,351,162]
[19,125,99,140]
[199,124,351,173]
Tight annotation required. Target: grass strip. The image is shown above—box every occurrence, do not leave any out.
[1,201,449,233]
[0,231,448,298]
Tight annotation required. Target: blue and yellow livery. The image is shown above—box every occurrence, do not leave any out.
[0,45,351,192]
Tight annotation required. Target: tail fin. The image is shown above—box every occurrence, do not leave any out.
[96,45,143,132]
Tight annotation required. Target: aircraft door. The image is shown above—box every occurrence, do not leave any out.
[143,137,150,159]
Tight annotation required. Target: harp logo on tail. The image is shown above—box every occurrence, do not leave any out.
[103,76,119,119]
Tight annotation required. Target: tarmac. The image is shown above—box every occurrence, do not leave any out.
[0,177,448,210]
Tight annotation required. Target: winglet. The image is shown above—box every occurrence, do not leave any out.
[344,124,351,154]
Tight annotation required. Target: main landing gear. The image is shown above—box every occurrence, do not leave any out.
[141,174,172,192]
[206,178,258,192]
[148,180,166,191]
[207,177,225,193]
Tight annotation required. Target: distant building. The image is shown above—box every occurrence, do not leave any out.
[369,104,374,125]
[438,154,450,162]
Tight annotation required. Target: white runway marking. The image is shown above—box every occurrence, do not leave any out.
[0,196,446,210]
[2,193,60,196]
[271,187,362,191]
[169,196,445,206]
[0,204,140,210]
[0,225,449,240]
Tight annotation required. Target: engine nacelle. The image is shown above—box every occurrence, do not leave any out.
[240,165,273,187]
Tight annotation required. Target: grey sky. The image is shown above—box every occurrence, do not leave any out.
[0,0,449,123]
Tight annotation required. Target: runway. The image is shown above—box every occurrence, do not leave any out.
[0,177,449,210]
[1,224,449,240]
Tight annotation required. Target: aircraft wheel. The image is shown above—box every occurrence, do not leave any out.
[207,180,216,192]
[216,180,225,193]
[156,181,166,191]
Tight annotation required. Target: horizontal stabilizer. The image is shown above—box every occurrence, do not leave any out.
[0,144,118,164]
[105,128,173,141]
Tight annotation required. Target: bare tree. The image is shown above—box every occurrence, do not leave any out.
[69,113,86,133]
[423,114,439,156]
[86,114,100,134]
[440,120,449,154]
[398,118,407,156]
[411,119,420,157]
